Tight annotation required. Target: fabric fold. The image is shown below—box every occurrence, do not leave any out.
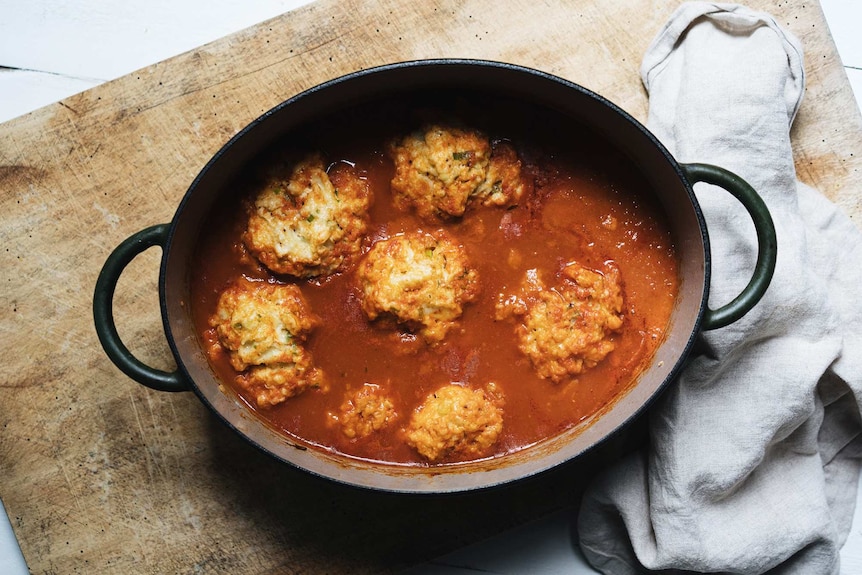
[577,3,862,574]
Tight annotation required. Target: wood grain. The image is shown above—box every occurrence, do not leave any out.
[0,0,859,573]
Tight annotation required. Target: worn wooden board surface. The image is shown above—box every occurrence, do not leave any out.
[1,0,859,573]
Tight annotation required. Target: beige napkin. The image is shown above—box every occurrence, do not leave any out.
[577,3,862,574]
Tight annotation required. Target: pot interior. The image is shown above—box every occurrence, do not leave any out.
[161,60,708,493]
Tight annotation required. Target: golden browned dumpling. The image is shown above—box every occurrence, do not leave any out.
[334,383,398,439]
[404,383,504,462]
[240,361,324,408]
[244,154,372,277]
[209,278,325,407]
[388,125,526,219]
[474,141,528,208]
[355,230,480,343]
[497,262,624,382]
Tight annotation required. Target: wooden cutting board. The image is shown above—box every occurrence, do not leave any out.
[1,1,859,573]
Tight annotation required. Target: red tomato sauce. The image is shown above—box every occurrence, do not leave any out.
[189,97,679,466]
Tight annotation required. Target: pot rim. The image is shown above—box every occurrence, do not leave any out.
[154,59,712,493]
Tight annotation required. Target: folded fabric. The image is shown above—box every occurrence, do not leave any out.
[577,3,862,574]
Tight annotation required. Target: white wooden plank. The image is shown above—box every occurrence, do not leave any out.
[845,68,862,114]
[0,0,311,78]
[0,69,100,123]
[0,501,27,575]
[403,510,600,575]
[0,0,311,122]
[820,0,862,68]
[820,0,862,112]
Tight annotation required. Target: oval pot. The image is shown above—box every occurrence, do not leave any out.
[93,59,777,493]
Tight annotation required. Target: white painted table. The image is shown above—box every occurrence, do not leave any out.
[1,1,860,573]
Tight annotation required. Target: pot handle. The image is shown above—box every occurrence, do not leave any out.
[681,163,777,331]
[93,224,190,392]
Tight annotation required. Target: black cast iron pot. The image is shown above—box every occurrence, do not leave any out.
[93,60,776,493]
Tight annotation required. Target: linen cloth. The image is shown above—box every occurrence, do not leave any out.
[577,3,862,574]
